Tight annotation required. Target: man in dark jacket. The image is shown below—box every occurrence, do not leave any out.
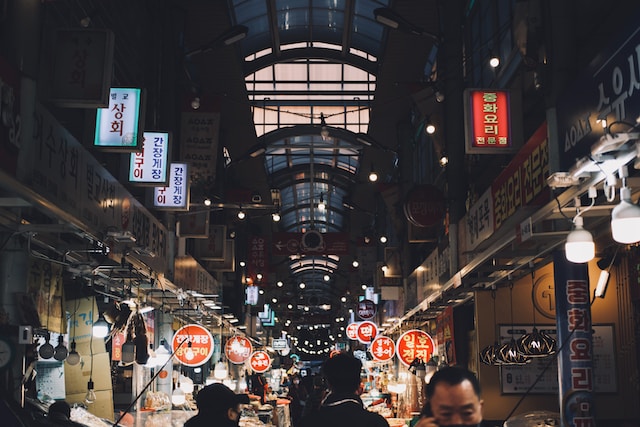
[184,383,250,427]
[299,353,389,427]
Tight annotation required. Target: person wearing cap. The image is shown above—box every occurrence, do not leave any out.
[184,383,250,427]
[299,353,389,427]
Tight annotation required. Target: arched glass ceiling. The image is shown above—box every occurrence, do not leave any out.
[229,0,390,65]
[229,0,387,302]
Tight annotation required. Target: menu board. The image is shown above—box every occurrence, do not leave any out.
[499,324,616,394]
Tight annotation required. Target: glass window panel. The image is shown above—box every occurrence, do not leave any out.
[274,63,308,81]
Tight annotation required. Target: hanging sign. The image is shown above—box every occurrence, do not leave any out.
[249,350,272,374]
[346,322,360,340]
[357,299,377,320]
[357,321,378,344]
[94,87,144,151]
[395,329,435,367]
[171,324,214,367]
[225,335,253,365]
[369,335,395,362]
[153,163,189,210]
[50,29,114,108]
[128,131,170,186]
[464,89,519,154]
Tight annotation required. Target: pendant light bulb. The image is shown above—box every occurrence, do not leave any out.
[611,186,640,244]
[66,340,81,366]
[565,216,594,263]
[85,380,96,404]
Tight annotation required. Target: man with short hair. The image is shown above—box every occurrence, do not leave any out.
[299,353,389,427]
[184,383,250,427]
[415,366,484,427]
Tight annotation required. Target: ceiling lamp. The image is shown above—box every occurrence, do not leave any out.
[237,210,246,220]
[489,53,500,68]
[517,271,556,358]
[516,327,556,358]
[565,216,594,263]
[319,113,329,140]
[272,211,281,222]
[424,118,436,135]
[318,193,326,211]
[496,284,530,365]
[92,314,110,338]
[611,185,640,244]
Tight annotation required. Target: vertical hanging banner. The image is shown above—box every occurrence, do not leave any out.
[153,163,189,211]
[94,87,144,151]
[50,29,114,108]
[179,111,220,187]
[553,251,596,427]
[247,235,268,285]
[128,131,170,186]
[464,88,521,154]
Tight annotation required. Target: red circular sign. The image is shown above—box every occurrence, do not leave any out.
[395,329,434,367]
[357,299,377,320]
[172,324,214,367]
[403,185,446,227]
[225,335,253,365]
[357,321,378,343]
[249,350,272,373]
[346,322,360,340]
[369,335,395,362]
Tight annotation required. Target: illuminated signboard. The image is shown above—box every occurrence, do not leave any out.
[129,131,170,186]
[153,163,189,211]
[464,88,520,154]
[171,324,214,367]
[94,87,144,151]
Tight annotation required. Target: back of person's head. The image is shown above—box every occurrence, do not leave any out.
[48,401,71,419]
[195,383,250,416]
[425,366,481,399]
[322,353,362,393]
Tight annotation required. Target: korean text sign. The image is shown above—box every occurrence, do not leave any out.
[94,87,143,150]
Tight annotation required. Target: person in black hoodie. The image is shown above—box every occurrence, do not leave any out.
[184,383,250,427]
[299,353,389,427]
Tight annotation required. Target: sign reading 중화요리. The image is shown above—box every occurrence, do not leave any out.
[172,324,214,367]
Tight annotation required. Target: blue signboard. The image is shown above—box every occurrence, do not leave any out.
[553,251,595,427]
[555,8,640,171]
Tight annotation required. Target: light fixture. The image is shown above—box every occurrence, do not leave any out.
[185,25,248,58]
[66,340,81,366]
[381,263,389,273]
[611,186,640,244]
[379,235,388,244]
[319,113,330,140]
[565,216,594,263]
[496,284,530,365]
[489,51,500,68]
[373,7,440,42]
[92,314,110,338]
[54,335,69,361]
[179,374,194,393]
[368,165,378,182]
[237,210,246,220]
[352,258,359,268]
[85,379,97,404]
[214,359,229,380]
[203,197,212,206]
[272,211,281,222]
[479,289,504,366]
[171,385,186,406]
[318,193,326,211]
[190,96,201,110]
[516,271,556,358]
[299,282,306,289]
[424,118,436,135]
[439,154,448,167]
[154,339,172,367]
[39,332,55,359]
